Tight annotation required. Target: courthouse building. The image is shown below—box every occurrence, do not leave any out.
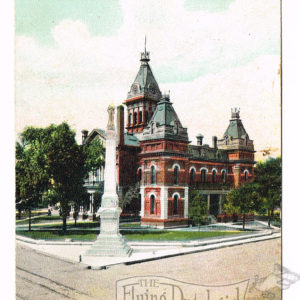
[82,48,255,228]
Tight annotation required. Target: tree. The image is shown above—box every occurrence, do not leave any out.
[46,123,88,233]
[16,123,89,234]
[189,188,208,228]
[93,181,104,212]
[224,182,260,230]
[83,138,105,174]
[15,128,50,230]
[120,184,140,211]
[254,157,281,226]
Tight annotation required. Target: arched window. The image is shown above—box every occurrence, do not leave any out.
[201,169,207,183]
[139,111,143,123]
[174,166,179,184]
[138,169,142,183]
[133,112,137,124]
[222,170,226,183]
[212,169,217,183]
[150,195,155,214]
[245,171,249,182]
[151,166,156,184]
[190,168,195,184]
[128,113,132,125]
[145,111,149,123]
[173,194,178,215]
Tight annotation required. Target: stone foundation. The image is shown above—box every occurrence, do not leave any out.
[141,217,188,228]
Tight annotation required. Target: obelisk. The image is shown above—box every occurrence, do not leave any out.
[86,104,132,256]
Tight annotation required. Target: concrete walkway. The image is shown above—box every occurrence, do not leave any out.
[16,229,281,270]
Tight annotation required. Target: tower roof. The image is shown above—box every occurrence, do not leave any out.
[223,108,248,139]
[127,46,161,101]
[141,94,188,142]
[151,94,180,126]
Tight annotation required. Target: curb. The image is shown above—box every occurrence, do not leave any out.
[16,229,275,246]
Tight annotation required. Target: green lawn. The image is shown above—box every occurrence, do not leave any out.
[16,215,62,225]
[16,229,242,241]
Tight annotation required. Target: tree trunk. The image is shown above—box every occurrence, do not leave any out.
[270,208,274,226]
[62,215,67,234]
[268,209,271,227]
[74,216,77,227]
[243,213,246,230]
[18,207,22,220]
[28,209,31,232]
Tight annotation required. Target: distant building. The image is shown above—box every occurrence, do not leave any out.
[83,48,255,227]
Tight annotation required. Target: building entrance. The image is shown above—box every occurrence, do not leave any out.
[209,194,220,217]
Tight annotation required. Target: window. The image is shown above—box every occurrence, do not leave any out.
[151,166,156,184]
[174,166,179,184]
[139,111,143,123]
[222,170,226,183]
[245,171,249,181]
[133,112,137,124]
[138,169,142,183]
[150,195,155,214]
[201,169,207,183]
[212,170,217,183]
[190,168,195,184]
[145,111,149,123]
[173,195,178,215]
[128,113,132,125]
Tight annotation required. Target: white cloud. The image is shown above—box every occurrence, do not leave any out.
[15,0,281,157]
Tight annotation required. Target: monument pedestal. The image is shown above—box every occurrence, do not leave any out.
[86,206,132,257]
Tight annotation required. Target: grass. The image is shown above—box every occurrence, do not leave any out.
[16,229,242,241]
[16,215,61,224]
[17,230,96,241]
[120,222,141,228]
[123,230,242,241]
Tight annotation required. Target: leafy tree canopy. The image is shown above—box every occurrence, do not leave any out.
[189,188,208,226]
[83,138,105,171]
[16,123,89,233]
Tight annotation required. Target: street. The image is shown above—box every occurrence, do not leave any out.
[16,238,281,300]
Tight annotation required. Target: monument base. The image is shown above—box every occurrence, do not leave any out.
[85,233,132,257]
[85,206,132,257]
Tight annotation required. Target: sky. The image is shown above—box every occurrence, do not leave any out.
[15,0,281,160]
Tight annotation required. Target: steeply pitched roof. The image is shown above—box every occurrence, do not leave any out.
[223,119,247,139]
[223,109,248,139]
[151,97,182,127]
[127,52,161,101]
[83,128,106,144]
[141,95,188,142]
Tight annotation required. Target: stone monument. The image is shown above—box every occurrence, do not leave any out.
[86,104,132,257]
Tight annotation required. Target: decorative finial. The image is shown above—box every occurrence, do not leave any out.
[140,36,150,64]
[231,107,240,119]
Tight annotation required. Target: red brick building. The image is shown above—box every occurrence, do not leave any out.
[84,48,255,228]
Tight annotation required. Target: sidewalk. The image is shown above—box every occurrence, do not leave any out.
[16,229,281,269]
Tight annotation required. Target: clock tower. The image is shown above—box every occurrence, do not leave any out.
[124,45,162,135]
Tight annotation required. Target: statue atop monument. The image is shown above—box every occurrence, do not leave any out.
[107,104,115,130]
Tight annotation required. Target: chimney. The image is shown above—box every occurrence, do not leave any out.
[117,105,124,145]
[212,136,217,149]
[81,130,88,144]
[196,134,204,146]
